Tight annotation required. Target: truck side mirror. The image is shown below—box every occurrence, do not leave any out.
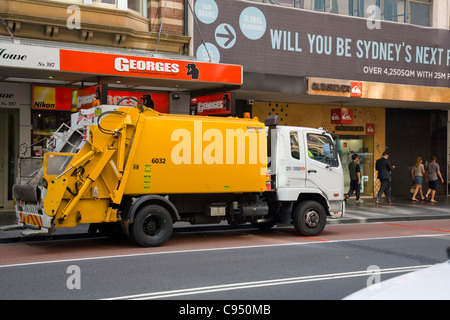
[265,115,278,127]
[265,115,278,158]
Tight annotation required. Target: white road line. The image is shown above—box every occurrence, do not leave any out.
[102,265,431,300]
[0,233,447,269]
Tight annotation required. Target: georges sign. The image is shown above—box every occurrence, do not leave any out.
[193,0,450,88]
[60,50,242,85]
[0,41,242,86]
[114,57,180,74]
[191,92,234,115]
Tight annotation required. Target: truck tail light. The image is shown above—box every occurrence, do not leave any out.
[265,174,271,191]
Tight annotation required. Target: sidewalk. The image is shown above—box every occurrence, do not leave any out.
[329,195,450,224]
[1,196,450,240]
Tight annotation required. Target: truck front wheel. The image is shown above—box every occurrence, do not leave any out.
[292,201,326,236]
[130,204,173,247]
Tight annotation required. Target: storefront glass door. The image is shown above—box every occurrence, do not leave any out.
[0,110,19,209]
[338,135,374,197]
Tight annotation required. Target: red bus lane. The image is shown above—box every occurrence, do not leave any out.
[1,220,450,267]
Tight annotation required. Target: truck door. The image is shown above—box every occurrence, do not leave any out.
[276,127,306,188]
[303,131,343,198]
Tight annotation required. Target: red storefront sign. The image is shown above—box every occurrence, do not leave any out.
[351,82,363,97]
[366,123,376,135]
[108,90,169,114]
[192,92,233,116]
[71,85,169,113]
[331,108,353,124]
[32,86,74,111]
[71,84,107,111]
[60,50,242,85]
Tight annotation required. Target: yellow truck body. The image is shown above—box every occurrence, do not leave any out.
[12,104,345,246]
[42,107,266,228]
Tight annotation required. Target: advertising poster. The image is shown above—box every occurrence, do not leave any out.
[193,0,450,88]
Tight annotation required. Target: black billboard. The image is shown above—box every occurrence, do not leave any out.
[193,0,450,88]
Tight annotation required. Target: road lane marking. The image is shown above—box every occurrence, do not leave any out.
[102,265,431,300]
[0,233,448,269]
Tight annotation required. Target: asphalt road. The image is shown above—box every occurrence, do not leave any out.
[0,220,449,304]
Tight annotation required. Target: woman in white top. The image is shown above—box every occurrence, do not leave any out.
[411,156,425,201]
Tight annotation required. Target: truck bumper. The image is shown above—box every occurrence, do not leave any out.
[328,200,345,219]
[15,201,53,229]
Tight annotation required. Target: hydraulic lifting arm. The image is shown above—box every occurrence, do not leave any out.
[43,107,143,225]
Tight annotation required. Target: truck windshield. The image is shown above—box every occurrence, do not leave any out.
[307,133,338,167]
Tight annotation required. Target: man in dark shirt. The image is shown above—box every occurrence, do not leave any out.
[375,151,395,204]
[345,154,363,203]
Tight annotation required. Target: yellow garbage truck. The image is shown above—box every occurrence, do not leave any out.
[11,104,345,246]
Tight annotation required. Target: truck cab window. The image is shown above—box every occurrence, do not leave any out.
[307,133,338,167]
[290,131,300,160]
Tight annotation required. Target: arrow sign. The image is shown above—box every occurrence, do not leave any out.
[215,23,236,49]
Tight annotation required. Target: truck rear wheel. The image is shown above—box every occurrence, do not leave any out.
[292,200,326,236]
[130,204,173,247]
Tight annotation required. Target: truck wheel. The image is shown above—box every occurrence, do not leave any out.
[292,201,326,236]
[130,204,173,247]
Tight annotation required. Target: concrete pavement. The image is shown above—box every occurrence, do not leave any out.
[1,196,450,240]
[329,195,450,224]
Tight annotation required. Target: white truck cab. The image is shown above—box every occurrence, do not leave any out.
[264,115,345,236]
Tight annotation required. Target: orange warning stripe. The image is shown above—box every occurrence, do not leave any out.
[20,212,43,227]
[382,222,450,233]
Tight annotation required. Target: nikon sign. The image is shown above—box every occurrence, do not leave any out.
[193,0,450,88]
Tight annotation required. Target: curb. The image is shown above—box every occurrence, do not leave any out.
[327,215,450,225]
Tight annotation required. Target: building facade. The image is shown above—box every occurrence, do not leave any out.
[191,0,450,198]
[0,0,449,211]
[0,0,241,210]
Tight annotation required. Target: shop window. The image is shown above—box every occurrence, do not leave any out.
[52,0,149,17]
[312,0,325,11]
[244,0,431,27]
[410,0,431,26]
[128,0,141,13]
[280,0,296,6]
[338,135,374,196]
[384,0,406,23]
[32,111,71,157]
[329,0,354,15]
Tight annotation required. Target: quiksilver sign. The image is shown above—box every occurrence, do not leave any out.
[311,82,350,93]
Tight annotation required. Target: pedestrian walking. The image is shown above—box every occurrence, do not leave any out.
[375,151,395,204]
[345,154,363,203]
[411,156,425,201]
[425,155,444,203]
